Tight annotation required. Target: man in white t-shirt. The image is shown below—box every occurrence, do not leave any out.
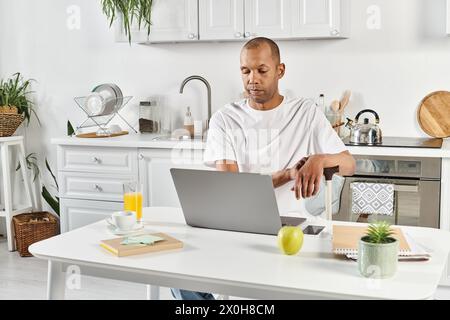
[171,37,355,301]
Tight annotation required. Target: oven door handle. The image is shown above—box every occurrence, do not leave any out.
[393,184,419,193]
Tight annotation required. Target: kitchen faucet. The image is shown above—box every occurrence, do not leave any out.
[179,75,212,130]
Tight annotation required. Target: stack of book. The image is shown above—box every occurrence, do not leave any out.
[332,225,431,261]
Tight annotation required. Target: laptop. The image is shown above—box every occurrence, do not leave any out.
[170,168,306,235]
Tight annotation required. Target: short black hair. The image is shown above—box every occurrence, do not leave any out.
[242,37,281,63]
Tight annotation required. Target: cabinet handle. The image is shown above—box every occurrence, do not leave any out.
[188,33,197,40]
[393,185,419,193]
[330,29,340,36]
[244,32,255,38]
[92,157,102,164]
[94,184,103,192]
[139,154,145,161]
[234,32,242,38]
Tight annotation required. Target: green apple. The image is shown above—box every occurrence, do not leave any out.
[277,226,304,255]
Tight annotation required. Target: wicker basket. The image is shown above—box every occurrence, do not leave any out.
[13,212,60,257]
[0,107,24,137]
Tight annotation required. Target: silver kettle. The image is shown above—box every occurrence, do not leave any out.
[345,109,382,145]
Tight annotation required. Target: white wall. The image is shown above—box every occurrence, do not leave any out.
[1,0,450,187]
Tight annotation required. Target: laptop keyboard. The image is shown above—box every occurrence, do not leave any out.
[281,216,306,227]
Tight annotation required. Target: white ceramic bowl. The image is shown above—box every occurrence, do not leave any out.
[108,125,122,134]
[85,92,105,116]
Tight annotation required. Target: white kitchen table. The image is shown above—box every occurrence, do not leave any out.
[30,207,450,300]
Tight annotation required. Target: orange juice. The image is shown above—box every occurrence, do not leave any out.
[123,192,143,221]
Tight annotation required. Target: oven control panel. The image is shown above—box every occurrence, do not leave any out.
[355,158,424,177]
[353,156,440,179]
[398,160,421,175]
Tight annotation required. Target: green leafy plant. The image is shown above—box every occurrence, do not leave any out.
[0,73,40,125]
[16,153,40,182]
[362,221,396,244]
[101,0,153,44]
[42,159,59,216]
[15,153,59,216]
[67,120,75,136]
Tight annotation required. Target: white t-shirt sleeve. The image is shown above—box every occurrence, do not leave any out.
[310,104,348,155]
[203,111,237,168]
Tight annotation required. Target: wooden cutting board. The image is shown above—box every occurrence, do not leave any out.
[418,91,450,138]
[76,131,129,138]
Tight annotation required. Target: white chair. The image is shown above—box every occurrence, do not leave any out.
[0,136,34,251]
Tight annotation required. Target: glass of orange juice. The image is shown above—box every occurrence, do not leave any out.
[123,182,143,223]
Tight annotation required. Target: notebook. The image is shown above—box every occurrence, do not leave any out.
[332,225,411,256]
[100,232,183,257]
[344,231,432,261]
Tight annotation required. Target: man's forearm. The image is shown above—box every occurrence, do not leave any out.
[272,169,292,188]
[319,151,355,176]
[272,151,355,189]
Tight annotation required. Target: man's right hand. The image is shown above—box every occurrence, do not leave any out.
[290,156,326,199]
[289,157,309,180]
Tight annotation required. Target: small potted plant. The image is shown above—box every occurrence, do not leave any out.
[0,73,38,136]
[358,221,399,279]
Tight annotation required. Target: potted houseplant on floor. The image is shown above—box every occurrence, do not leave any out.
[358,221,399,279]
[101,0,153,44]
[0,73,38,137]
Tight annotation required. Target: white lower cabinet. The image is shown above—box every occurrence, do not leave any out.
[59,171,137,202]
[58,145,210,232]
[138,148,210,208]
[60,198,124,233]
[58,145,138,232]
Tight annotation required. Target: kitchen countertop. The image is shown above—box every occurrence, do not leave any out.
[51,135,450,158]
[51,134,206,150]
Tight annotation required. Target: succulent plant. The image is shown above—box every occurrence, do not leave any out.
[363,221,396,244]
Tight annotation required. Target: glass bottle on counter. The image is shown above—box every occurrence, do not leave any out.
[139,101,161,134]
[183,106,194,138]
[316,94,325,114]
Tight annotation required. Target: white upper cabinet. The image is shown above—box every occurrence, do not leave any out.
[115,0,349,43]
[114,0,198,43]
[292,0,348,38]
[244,0,292,39]
[147,0,199,42]
[199,0,245,40]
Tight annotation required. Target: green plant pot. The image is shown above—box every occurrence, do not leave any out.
[358,237,399,279]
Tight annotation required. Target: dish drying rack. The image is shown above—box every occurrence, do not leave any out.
[74,96,138,136]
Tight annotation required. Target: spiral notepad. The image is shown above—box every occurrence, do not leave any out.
[332,225,411,256]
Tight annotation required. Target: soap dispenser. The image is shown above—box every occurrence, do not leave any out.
[183,107,194,138]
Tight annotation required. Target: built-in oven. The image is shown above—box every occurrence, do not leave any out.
[335,155,441,228]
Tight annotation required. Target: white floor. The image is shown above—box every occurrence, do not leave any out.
[1,236,450,300]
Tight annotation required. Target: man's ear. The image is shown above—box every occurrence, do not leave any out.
[278,63,286,79]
